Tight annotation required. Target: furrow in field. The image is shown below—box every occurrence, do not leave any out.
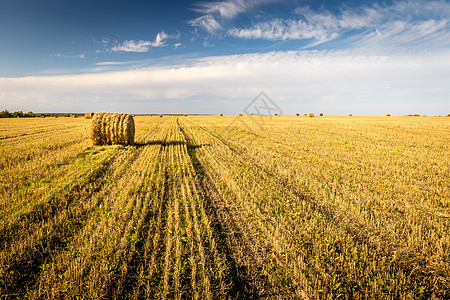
[179,118,296,298]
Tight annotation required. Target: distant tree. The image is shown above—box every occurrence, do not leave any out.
[25,111,35,117]
[12,111,24,118]
[0,110,12,118]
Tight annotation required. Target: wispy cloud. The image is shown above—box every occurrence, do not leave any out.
[51,53,86,59]
[2,49,450,115]
[109,31,171,53]
[227,0,450,49]
[95,61,129,66]
[189,0,281,33]
[189,15,222,33]
[110,40,155,53]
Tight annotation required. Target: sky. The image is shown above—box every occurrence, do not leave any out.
[0,0,449,115]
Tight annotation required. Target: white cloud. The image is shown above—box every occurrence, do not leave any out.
[228,18,338,42]
[51,53,86,59]
[95,61,129,66]
[110,40,154,53]
[109,31,171,53]
[189,15,222,33]
[189,0,281,32]
[193,0,249,19]
[228,0,450,49]
[1,50,449,115]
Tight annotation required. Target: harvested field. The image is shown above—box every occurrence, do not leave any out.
[0,115,449,299]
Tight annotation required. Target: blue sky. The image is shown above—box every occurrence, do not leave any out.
[1,0,449,115]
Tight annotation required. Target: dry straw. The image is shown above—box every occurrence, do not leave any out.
[90,112,135,146]
[309,113,314,117]
[85,112,94,119]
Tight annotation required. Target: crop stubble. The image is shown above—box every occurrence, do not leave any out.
[0,115,448,299]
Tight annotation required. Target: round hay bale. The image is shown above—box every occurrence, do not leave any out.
[90,113,135,146]
[296,113,300,116]
[386,114,390,117]
[319,113,324,116]
[220,114,223,116]
[349,114,352,116]
[239,114,243,116]
[85,112,94,119]
[309,113,314,117]
[159,114,163,117]
[274,113,278,116]
[184,114,187,116]
[304,114,307,116]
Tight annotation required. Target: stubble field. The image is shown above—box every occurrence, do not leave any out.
[0,115,449,299]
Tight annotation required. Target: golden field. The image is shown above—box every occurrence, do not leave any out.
[0,115,449,299]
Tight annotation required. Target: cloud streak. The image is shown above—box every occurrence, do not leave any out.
[1,49,449,115]
[109,31,171,53]
[189,0,281,32]
[51,53,86,59]
[227,0,450,49]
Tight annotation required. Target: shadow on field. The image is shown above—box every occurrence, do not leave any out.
[134,140,212,149]
[177,121,263,299]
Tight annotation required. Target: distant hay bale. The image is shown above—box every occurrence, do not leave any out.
[220,114,223,116]
[275,113,278,116]
[251,113,253,115]
[319,113,324,116]
[309,113,314,117]
[386,114,390,117]
[90,113,135,146]
[349,114,352,116]
[195,114,198,116]
[184,114,187,116]
[85,112,94,119]
[304,114,307,116]
[296,113,300,116]
[159,114,163,117]
[239,114,243,116]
